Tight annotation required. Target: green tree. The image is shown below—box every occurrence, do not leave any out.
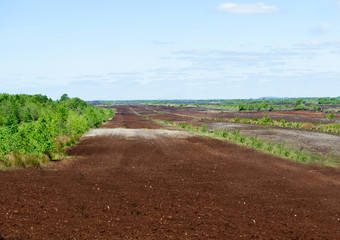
[34,113,55,159]
[60,93,70,102]
[294,99,306,110]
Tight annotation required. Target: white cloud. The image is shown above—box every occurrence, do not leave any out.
[174,48,301,68]
[337,0,340,6]
[216,2,279,14]
[309,23,330,34]
[297,41,340,49]
[300,41,321,46]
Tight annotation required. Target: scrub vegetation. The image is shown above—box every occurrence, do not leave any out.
[201,116,340,135]
[0,93,115,168]
[160,100,337,113]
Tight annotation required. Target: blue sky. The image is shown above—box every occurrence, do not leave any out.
[1,0,340,100]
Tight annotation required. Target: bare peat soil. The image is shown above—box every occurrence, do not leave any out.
[147,105,340,123]
[145,106,340,159]
[0,106,340,239]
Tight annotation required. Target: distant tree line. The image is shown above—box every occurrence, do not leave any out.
[90,96,340,106]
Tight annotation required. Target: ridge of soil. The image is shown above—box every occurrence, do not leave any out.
[0,106,339,239]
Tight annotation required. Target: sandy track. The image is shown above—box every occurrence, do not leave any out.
[0,106,340,239]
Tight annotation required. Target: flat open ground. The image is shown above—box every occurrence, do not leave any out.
[144,105,340,123]
[143,105,340,159]
[1,106,340,239]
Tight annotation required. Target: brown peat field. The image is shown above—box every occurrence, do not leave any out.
[1,105,340,239]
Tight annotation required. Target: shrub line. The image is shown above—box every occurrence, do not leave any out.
[0,94,115,169]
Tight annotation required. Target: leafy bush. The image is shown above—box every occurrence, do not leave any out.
[326,112,335,120]
[238,104,247,111]
[0,93,115,168]
[309,104,322,112]
[280,119,287,127]
[318,97,340,104]
[294,99,307,110]
[260,115,272,124]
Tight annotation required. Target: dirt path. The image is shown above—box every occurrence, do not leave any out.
[1,106,340,239]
